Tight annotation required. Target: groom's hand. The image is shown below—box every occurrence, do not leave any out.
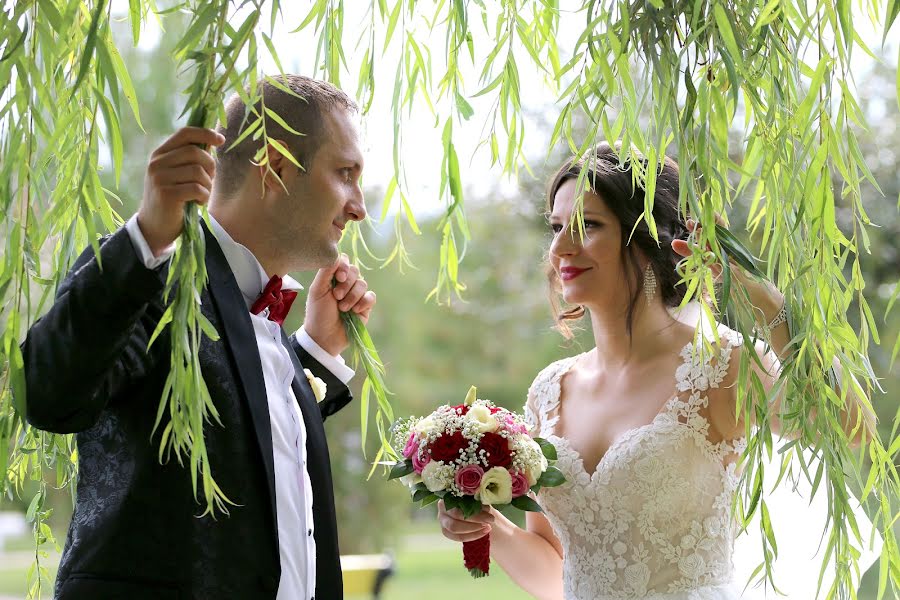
[438,500,495,543]
[304,254,376,356]
[137,127,225,257]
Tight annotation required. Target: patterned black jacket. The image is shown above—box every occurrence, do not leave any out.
[21,224,351,599]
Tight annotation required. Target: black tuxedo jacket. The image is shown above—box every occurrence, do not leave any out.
[21,224,351,599]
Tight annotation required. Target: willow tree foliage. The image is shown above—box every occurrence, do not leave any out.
[2,0,900,597]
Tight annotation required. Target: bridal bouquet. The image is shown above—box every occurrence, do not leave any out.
[388,387,564,577]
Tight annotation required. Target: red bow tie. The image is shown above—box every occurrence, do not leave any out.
[250,275,298,327]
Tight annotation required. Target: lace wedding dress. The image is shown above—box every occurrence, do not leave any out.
[524,328,746,599]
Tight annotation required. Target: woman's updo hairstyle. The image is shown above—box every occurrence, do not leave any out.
[546,142,688,339]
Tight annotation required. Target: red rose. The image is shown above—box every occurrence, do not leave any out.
[429,431,468,462]
[452,404,470,416]
[479,432,512,468]
[489,407,503,414]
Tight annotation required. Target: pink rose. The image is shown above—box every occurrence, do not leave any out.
[412,448,431,474]
[454,465,485,495]
[402,433,419,459]
[510,471,529,498]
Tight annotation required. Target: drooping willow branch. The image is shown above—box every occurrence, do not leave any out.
[144,0,268,517]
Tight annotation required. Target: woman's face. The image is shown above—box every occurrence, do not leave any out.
[548,178,629,308]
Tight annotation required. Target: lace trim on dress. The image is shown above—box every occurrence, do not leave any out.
[525,325,749,598]
[526,326,745,457]
[524,354,582,438]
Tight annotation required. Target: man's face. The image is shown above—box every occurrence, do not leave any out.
[277,108,366,270]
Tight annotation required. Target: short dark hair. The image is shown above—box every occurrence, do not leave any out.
[215,74,358,194]
[546,142,688,339]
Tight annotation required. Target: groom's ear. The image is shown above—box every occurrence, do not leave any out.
[257,139,296,193]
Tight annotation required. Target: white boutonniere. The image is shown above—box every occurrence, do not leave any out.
[303,368,327,402]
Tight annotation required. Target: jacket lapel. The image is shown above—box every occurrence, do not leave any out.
[202,223,278,533]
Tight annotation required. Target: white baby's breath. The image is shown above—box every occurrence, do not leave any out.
[421,461,455,492]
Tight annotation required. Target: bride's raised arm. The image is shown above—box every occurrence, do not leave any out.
[673,218,877,446]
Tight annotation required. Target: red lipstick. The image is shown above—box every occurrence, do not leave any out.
[560,266,589,281]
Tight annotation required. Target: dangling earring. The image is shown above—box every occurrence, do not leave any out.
[643,264,657,305]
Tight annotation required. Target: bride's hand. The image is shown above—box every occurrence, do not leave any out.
[437,500,495,542]
[672,214,785,323]
[671,215,732,282]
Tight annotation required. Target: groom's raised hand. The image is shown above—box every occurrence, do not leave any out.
[304,254,376,356]
[137,127,225,257]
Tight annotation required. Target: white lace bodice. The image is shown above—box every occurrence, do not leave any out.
[524,328,746,600]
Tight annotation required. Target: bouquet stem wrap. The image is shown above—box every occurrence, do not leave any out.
[463,534,491,578]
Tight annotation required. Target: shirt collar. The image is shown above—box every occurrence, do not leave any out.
[208,215,303,310]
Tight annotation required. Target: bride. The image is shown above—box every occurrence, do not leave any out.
[436,143,878,599]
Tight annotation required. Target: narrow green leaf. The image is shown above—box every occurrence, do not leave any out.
[73,0,108,91]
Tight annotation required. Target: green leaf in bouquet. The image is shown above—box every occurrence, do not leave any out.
[442,494,458,511]
[458,495,483,519]
[388,460,414,480]
[413,488,432,503]
[493,502,517,519]
[536,466,566,488]
[534,437,558,461]
[421,493,440,507]
[511,495,543,513]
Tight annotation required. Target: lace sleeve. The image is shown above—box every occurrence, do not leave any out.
[523,389,540,438]
[523,357,579,439]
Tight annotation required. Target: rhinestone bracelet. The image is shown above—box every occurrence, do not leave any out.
[766,300,788,332]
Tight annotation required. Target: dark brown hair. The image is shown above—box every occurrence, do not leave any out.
[215,74,358,195]
[546,142,688,339]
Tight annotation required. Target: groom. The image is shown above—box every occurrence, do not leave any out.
[21,75,371,599]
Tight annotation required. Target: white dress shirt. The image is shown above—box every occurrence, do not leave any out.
[125,214,353,600]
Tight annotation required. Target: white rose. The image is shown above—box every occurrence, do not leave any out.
[421,461,449,492]
[399,472,422,491]
[303,369,327,402]
[414,416,438,437]
[476,466,513,505]
[466,404,500,433]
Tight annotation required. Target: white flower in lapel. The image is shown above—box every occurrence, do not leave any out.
[303,368,327,402]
